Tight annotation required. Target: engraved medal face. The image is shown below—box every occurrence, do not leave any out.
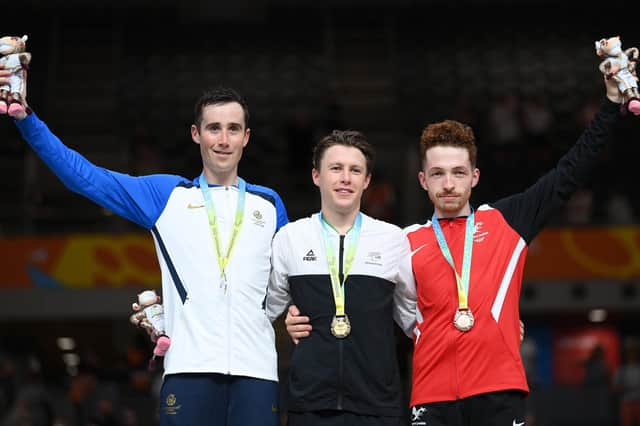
[331,315,351,338]
[453,309,474,332]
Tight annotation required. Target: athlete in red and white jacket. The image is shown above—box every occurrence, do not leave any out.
[406,76,624,426]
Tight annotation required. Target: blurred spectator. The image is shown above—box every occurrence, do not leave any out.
[2,355,54,426]
[606,193,636,225]
[483,92,525,197]
[284,108,315,174]
[584,344,611,387]
[319,96,346,136]
[0,354,17,419]
[487,92,523,146]
[522,94,554,143]
[564,188,595,226]
[129,124,165,176]
[362,167,398,224]
[2,386,54,426]
[614,338,640,426]
[69,364,98,426]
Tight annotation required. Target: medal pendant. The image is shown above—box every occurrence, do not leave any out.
[330,315,351,338]
[220,274,227,293]
[453,308,474,332]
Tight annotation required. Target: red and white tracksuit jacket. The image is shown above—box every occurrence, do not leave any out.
[406,98,620,406]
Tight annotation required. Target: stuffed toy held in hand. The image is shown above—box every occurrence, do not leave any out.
[595,36,640,115]
[0,35,31,117]
[130,290,171,360]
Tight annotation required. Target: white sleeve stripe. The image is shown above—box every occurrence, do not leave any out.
[414,303,424,344]
[415,305,424,324]
[491,238,526,323]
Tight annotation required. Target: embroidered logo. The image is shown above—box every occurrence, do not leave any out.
[252,210,265,227]
[411,406,427,425]
[187,203,204,209]
[473,221,488,243]
[271,404,278,413]
[166,394,176,406]
[364,251,383,266]
[512,420,525,426]
[303,250,317,261]
[163,393,181,415]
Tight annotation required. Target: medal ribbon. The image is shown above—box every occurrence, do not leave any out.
[431,212,475,309]
[319,213,362,317]
[199,173,246,292]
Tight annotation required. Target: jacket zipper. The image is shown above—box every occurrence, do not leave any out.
[337,234,345,410]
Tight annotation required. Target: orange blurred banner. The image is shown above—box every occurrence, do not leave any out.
[0,226,635,288]
[0,233,159,288]
[526,226,639,281]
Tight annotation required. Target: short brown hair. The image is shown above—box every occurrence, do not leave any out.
[194,86,250,129]
[312,130,375,175]
[419,120,477,167]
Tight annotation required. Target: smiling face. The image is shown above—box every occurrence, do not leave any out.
[191,101,250,186]
[312,144,371,219]
[418,145,479,218]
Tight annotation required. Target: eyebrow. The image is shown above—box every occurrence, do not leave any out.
[205,122,244,128]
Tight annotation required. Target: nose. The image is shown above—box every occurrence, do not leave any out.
[443,173,454,190]
[219,130,230,145]
[340,169,351,183]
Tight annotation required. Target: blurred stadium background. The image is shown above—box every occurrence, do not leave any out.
[1,1,639,425]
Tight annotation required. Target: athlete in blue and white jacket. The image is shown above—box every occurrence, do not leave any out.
[10,83,288,426]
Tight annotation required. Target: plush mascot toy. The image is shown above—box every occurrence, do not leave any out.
[595,36,640,115]
[130,290,171,368]
[0,35,31,117]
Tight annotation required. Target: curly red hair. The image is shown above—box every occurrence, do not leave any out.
[419,120,477,167]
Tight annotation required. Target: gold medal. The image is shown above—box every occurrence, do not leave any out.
[331,315,351,338]
[453,308,474,332]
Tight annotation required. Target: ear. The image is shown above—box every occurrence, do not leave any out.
[242,128,251,148]
[312,168,320,187]
[418,170,428,191]
[363,173,371,191]
[191,124,200,145]
[471,167,480,188]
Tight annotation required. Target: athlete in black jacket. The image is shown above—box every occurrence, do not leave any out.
[266,130,416,426]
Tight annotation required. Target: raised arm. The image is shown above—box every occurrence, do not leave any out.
[1,64,182,229]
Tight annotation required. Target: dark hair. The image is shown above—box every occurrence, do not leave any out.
[193,87,250,129]
[312,130,375,175]
[419,120,477,167]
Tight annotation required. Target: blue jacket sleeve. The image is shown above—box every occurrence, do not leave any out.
[15,113,184,229]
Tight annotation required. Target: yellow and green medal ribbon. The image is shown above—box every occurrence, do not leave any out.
[199,173,246,293]
[431,212,475,310]
[319,213,362,318]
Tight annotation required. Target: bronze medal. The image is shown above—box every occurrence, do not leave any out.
[453,308,474,332]
[331,315,351,338]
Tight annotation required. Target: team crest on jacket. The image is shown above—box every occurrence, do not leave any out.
[364,251,382,266]
[252,210,265,227]
[473,221,488,242]
[303,250,317,261]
